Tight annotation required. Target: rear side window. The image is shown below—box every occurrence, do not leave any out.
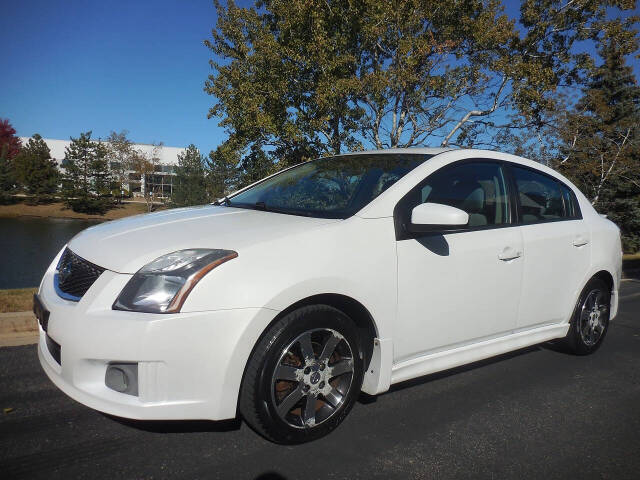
[560,183,580,218]
[418,162,511,227]
[510,166,578,224]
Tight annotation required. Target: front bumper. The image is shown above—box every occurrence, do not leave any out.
[37,266,278,421]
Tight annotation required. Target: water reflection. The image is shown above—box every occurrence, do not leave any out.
[0,217,98,289]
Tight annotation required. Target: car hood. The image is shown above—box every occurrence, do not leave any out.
[67,205,339,273]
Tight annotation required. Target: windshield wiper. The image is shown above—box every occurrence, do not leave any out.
[252,201,311,217]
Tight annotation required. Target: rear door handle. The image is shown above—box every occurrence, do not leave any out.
[573,235,589,247]
[498,246,522,261]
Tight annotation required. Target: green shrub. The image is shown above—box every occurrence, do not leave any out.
[68,196,112,215]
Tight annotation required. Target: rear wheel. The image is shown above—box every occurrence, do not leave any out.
[240,305,364,444]
[563,278,611,355]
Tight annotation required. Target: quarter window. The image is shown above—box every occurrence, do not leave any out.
[510,166,575,223]
[416,162,511,227]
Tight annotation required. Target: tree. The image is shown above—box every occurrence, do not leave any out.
[0,118,21,195]
[13,134,59,203]
[171,144,209,207]
[207,143,240,200]
[205,0,633,184]
[0,118,21,161]
[556,33,640,251]
[129,143,163,213]
[238,145,274,187]
[62,131,112,214]
[106,130,136,202]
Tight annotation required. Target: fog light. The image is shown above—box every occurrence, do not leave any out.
[105,363,138,396]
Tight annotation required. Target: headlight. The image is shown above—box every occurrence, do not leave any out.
[113,249,238,313]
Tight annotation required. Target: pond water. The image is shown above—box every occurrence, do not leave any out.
[0,216,98,289]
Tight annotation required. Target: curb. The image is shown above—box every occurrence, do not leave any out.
[0,311,38,347]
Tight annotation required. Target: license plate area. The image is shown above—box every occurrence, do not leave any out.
[33,294,50,332]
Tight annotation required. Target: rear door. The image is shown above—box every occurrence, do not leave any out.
[508,164,590,329]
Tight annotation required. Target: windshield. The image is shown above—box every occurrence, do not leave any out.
[226,154,434,219]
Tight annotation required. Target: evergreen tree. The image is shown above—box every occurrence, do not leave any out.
[91,140,111,196]
[558,37,640,252]
[13,134,59,203]
[62,131,112,214]
[207,143,239,200]
[171,144,209,207]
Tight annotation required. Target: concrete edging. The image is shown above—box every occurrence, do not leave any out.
[0,311,38,347]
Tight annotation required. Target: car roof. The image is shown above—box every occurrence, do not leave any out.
[341,147,454,156]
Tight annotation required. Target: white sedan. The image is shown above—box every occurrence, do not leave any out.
[35,148,622,443]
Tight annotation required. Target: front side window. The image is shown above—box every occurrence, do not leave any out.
[413,162,511,227]
[228,154,433,218]
[511,166,574,224]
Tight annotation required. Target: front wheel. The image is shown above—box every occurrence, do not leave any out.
[563,277,611,355]
[240,305,365,444]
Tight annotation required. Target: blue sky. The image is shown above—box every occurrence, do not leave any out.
[1,0,225,154]
[1,1,638,156]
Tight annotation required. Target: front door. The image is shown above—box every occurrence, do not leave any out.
[394,161,523,363]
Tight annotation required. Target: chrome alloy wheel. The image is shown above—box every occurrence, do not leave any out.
[270,328,354,428]
[578,289,609,347]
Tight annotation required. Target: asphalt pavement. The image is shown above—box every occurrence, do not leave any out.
[1,281,639,480]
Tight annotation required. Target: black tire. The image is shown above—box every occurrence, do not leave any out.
[239,305,365,444]
[562,277,611,355]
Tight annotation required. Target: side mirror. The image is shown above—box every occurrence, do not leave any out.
[408,203,469,233]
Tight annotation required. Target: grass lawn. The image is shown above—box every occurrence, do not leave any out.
[0,288,37,313]
[0,201,152,221]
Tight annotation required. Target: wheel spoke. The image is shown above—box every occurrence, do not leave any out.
[319,333,341,363]
[277,385,304,416]
[323,387,343,410]
[275,364,302,381]
[586,292,597,309]
[298,333,315,362]
[329,359,353,378]
[302,394,317,426]
[581,320,590,338]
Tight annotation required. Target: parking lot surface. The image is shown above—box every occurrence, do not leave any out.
[1,281,639,480]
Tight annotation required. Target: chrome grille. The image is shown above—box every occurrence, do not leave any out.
[55,248,105,301]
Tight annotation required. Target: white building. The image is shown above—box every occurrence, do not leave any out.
[19,137,186,198]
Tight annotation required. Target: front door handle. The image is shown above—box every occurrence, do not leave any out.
[498,246,522,261]
[573,235,589,247]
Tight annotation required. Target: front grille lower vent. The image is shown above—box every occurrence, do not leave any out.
[55,248,105,301]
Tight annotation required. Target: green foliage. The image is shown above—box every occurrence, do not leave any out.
[12,134,59,203]
[238,146,274,187]
[0,155,14,194]
[205,0,637,188]
[555,35,640,251]
[61,131,113,214]
[207,143,241,200]
[66,196,111,215]
[171,144,209,207]
[106,130,137,203]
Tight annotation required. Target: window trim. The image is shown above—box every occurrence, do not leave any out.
[504,162,583,226]
[394,159,583,241]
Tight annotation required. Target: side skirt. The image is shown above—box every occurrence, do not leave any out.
[390,323,570,385]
